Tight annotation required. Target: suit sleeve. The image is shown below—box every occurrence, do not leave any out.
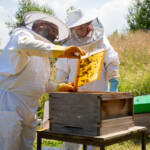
[99,34,120,81]
[17,31,66,58]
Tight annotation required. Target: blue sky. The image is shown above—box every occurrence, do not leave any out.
[0,0,132,49]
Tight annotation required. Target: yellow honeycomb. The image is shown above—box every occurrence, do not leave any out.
[77,49,106,87]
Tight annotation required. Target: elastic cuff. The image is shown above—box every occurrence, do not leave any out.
[109,78,119,83]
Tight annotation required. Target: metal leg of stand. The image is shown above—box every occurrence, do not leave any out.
[37,132,42,150]
[141,131,146,150]
[83,144,87,150]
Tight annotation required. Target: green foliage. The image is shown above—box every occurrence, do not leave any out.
[127,0,150,31]
[5,0,55,35]
[33,140,62,150]
[65,6,76,21]
[37,93,49,119]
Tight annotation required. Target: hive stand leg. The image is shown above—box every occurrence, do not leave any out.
[141,131,146,150]
[100,145,105,150]
[83,144,87,150]
[37,132,42,150]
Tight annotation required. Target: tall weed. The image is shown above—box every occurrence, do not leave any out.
[108,31,150,96]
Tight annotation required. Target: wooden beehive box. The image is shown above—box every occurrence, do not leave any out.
[49,92,135,136]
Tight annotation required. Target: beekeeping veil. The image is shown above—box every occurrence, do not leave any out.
[65,8,104,51]
[22,11,70,43]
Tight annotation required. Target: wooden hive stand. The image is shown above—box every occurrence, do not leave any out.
[37,126,146,150]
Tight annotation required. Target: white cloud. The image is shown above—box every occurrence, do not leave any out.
[0,22,9,49]
[48,0,132,34]
[32,0,79,20]
[11,0,19,2]
[32,0,78,12]
[11,0,79,20]
[0,6,6,13]
[84,0,132,35]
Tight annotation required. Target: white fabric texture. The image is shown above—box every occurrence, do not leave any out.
[0,27,65,150]
[61,143,99,150]
[56,18,119,150]
[41,147,60,150]
[65,8,97,28]
[86,146,100,150]
[61,142,82,150]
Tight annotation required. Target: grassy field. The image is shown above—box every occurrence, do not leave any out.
[109,31,150,96]
[34,31,150,149]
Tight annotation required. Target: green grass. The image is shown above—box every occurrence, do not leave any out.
[106,138,150,150]
[109,31,150,96]
[33,137,150,150]
[33,140,62,150]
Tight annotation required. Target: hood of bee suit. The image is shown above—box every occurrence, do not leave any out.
[64,8,104,49]
[65,8,97,28]
[22,11,71,43]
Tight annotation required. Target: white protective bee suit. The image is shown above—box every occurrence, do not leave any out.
[0,12,71,150]
[56,9,120,150]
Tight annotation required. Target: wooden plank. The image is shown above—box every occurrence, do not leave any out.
[50,108,99,125]
[101,93,134,100]
[78,92,134,100]
[38,126,146,147]
[99,126,146,139]
[50,117,99,127]
[134,113,150,133]
[50,93,100,135]
[51,123,98,136]
[100,121,135,135]
[101,99,133,120]
[102,116,134,127]
[50,104,99,126]
[47,126,146,140]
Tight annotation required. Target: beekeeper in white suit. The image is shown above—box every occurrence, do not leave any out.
[56,9,120,150]
[0,11,85,150]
